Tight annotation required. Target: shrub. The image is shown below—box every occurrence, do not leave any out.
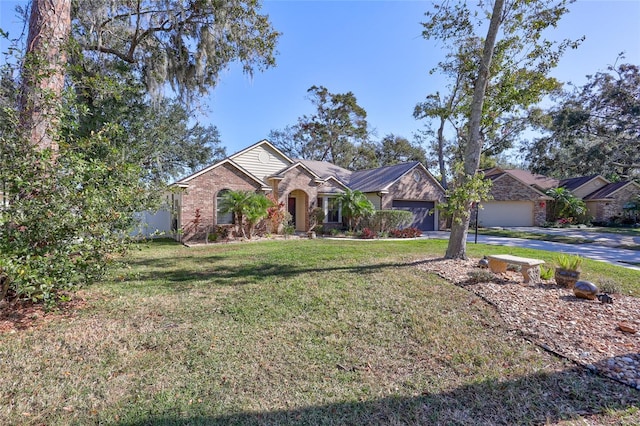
[597,277,621,294]
[360,228,377,239]
[364,210,413,233]
[282,212,295,238]
[389,227,422,238]
[266,194,286,234]
[466,270,495,284]
[539,265,554,280]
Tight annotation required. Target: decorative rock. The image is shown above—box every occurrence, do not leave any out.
[478,257,489,269]
[573,281,598,300]
[618,322,637,334]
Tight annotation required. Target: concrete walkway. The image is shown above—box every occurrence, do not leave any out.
[422,230,640,271]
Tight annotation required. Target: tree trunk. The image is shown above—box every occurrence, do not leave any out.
[436,116,448,189]
[20,0,71,153]
[445,0,504,259]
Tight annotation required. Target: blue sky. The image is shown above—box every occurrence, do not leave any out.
[2,0,640,157]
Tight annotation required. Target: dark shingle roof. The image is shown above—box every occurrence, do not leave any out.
[349,162,420,192]
[502,169,559,190]
[296,160,422,193]
[583,181,631,200]
[559,175,601,192]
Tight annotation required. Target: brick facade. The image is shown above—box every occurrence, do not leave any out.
[179,163,261,241]
[173,142,448,241]
[589,184,640,223]
[381,168,445,209]
[483,174,548,226]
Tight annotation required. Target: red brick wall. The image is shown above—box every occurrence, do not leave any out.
[180,163,261,241]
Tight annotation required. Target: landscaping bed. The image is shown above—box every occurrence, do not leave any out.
[415,257,640,390]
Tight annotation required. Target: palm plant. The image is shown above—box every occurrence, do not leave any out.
[337,189,374,231]
[546,187,587,223]
[220,190,270,239]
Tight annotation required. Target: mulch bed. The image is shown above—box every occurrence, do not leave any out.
[415,257,640,390]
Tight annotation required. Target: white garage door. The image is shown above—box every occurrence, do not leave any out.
[477,201,534,227]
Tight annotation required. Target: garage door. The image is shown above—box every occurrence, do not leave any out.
[392,200,435,231]
[478,201,534,227]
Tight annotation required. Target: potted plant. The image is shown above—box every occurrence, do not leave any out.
[554,254,583,288]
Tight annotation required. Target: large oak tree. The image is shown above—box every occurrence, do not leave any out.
[420,0,578,259]
[526,62,640,180]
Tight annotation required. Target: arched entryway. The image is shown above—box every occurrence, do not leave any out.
[287,189,309,232]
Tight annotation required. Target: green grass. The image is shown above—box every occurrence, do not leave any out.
[1,239,639,425]
[590,226,640,236]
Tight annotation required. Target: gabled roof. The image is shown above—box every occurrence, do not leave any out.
[171,140,443,195]
[502,169,559,190]
[349,161,422,193]
[559,175,606,192]
[583,181,639,200]
[483,168,551,199]
[295,159,352,186]
[172,139,289,188]
[483,168,558,190]
[269,161,323,182]
[172,158,267,189]
[229,139,293,164]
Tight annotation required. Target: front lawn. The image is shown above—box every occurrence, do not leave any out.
[1,239,638,425]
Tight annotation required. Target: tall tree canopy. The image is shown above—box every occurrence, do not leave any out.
[374,134,428,168]
[420,0,578,259]
[72,0,280,101]
[0,0,278,304]
[526,62,640,180]
[270,86,426,170]
[270,85,374,169]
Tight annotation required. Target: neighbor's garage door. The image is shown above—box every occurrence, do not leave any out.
[392,200,435,231]
[478,201,534,227]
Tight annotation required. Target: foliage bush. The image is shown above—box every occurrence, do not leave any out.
[539,265,554,280]
[389,227,423,238]
[0,122,155,305]
[266,194,286,234]
[337,189,374,231]
[207,225,230,243]
[363,210,413,233]
[360,228,377,239]
[597,277,622,294]
[219,190,271,239]
[545,188,589,225]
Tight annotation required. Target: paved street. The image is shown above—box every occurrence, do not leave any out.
[423,229,640,271]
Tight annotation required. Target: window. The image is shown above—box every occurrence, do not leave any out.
[216,190,233,224]
[327,197,340,223]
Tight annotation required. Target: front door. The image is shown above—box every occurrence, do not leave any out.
[288,197,296,228]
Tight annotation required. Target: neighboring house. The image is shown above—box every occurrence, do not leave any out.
[560,175,640,223]
[169,140,446,241]
[479,168,553,227]
[479,168,640,227]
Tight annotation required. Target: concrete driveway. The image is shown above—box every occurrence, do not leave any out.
[424,228,640,271]
[505,226,640,249]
